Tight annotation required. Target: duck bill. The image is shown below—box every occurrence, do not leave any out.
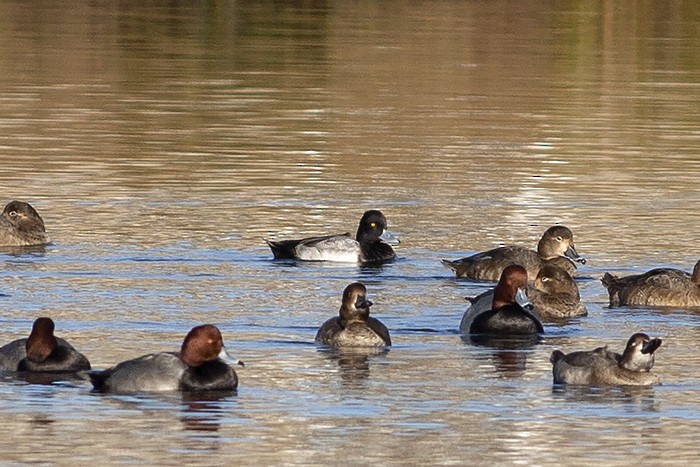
[218,346,245,367]
[515,288,534,311]
[565,244,586,265]
[379,229,400,245]
[355,298,373,309]
[642,338,662,355]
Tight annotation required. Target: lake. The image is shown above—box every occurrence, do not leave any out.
[1,1,699,464]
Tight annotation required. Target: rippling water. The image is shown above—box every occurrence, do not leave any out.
[1,1,699,464]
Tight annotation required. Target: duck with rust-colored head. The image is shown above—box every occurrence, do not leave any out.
[0,317,90,372]
[89,325,244,393]
[462,264,587,325]
[602,260,700,307]
[550,333,662,386]
[315,282,391,348]
[265,210,399,264]
[0,200,51,247]
[465,265,544,336]
[442,225,585,282]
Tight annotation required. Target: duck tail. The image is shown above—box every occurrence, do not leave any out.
[550,350,565,364]
[264,238,297,259]
[600,272,618,288]
[441,259,456,271]
[87,370,110,392]
[600,272,623,306]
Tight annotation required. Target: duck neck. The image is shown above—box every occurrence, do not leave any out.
[692,261,700,286]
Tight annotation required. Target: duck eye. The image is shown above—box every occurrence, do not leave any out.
[8,211,18,217]
[555,236,562,242]
[542,277,550,282]
[370,222,376,228]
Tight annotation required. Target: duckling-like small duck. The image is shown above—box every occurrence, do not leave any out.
[0,200,51,246]
[602,260,700,307]
[550,333,662,386]
[442,225,585,282]
[465,265,544,335]
[462,264,587,326]
[89,325,243,393]
[315,282,391,348]
[266,210,399,264]
[0,317,90,372]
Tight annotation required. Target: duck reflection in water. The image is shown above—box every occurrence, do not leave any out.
[318,347,389,387]
[462,334,538,377]
[551,384,658,410]
[180,390,234,436]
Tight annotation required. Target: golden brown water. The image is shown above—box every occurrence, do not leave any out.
[1,1,699,464]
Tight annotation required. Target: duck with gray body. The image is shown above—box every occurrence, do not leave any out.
[602,260,700,307]
[0,200,51,247]
[465,264,544,336]
[316,282,391,348]
[442,225,585,282]
[266,210,399,264]
[550,333,662,386]
[0,317,90,372]
[463,264,586,325]
[89,325,243,393]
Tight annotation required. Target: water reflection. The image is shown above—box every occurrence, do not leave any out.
[463,334,543,377]
[552,384,659,411]
[317,347,389,387]
[0,245,48,256]
[0,0,699,464]
[180,390,234,437]
[11,371,90,387]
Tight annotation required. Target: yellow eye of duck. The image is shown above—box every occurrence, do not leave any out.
[370,222,376,228]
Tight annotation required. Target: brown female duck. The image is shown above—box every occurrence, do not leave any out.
[442,225,585,282]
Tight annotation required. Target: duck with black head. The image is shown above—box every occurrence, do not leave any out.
[316,282,391,348]
[602,259,700,307]
[0,200,51,246]
[0,317,90,372]
[89,325,244,393]
[463,265,544,336]
[265,210,399,264]
[442,225,585,282]
[550,333,662,386]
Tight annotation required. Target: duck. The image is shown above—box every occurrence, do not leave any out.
[265,210,399,264]
[0,200,51,246]
[550,333,662,386]
[315,282,391,348]
[601,260,700,307]
[442,225,585,282]
[465,265,544,335]
[0,317,91,372]
[89,325,243,393]
[462,264,587,328]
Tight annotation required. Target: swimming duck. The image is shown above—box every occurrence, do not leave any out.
[462,265,586,328]
[550,333,662,386]
[466,265,544,335]
[0,317,91,372]
[602,260,700,307]
[315,282,391,348]
[0,200,51,246]
[265,210,398,264]
[442,225,585,282]
[89,325,243,393]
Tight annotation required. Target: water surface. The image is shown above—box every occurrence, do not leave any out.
[1,1,699,465]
